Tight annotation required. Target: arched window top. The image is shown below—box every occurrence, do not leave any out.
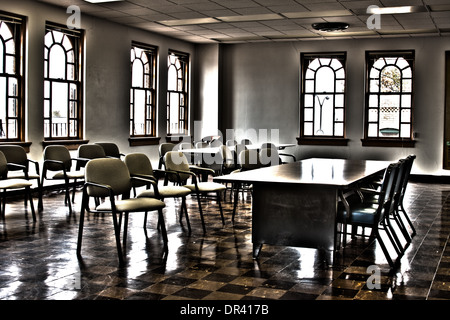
[44,29,75,80]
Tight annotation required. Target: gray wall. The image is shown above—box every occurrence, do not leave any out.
[219,38,450,175]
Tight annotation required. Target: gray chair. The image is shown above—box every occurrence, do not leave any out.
[232,149,263,221]
[76,144,106,170]
[124,153,192,233]
[158,143,176,169]
[95,142,124,159]
[0,145,43,210]
[77,158,166,264]
[0,151,35,221]
[164,151,226,233]
[338,162,401,268]
[41,145,84,214]
[260,143,296,163]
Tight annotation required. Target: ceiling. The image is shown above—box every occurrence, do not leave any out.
[36,0,450,43]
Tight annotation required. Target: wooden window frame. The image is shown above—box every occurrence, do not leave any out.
[129,41,160,146]
[43,22,84,146]
[0,11,26,144]
[362,50,415,147]
[167,49,189,137]
[298,52,348,146]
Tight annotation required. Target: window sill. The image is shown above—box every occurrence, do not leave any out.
[0,141,32,152]
[361,138,416,147]
[165,135,191,143]
[296,137,349,146]
[42,139,89,150]
[129,136,161,146]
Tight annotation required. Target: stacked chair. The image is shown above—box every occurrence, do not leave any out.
[337,155,416,268]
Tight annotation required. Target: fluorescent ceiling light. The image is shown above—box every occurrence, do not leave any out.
[159,17,220,26]
[217,14,283,22]
[366,6,426,15]
[84,0,124,3]
[282,10,352,19]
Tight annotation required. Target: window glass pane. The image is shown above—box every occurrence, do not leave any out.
[304,80,314,93]
[396,58,409,69]
[134,89,145,135]
[369,95,378,108]
[49,45,66,79]
[402,95,411,108]
[335,123,344,136]
[370,80,379,92]
[368,108,378,122]
[401,108,410,122]
[304,94,313,107]
[132,60,144,87]
[381,66,401,92]
[304,122,313,135]
[308,58,320,71]
[368,123,378,137]
[402,79,412,92]
[335,108,344,122]
[400,124,410,138]
[316,67,334,92]
[304,108,313,121]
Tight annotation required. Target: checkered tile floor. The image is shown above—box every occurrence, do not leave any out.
[0,181,449,304]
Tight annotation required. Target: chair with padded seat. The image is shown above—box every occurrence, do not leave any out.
[94,142,125,159]
[164,151,226,233]
[396,155,417,239]
[158,143,176,170]
[338,162,401,268]
[77,158,167,264]
[41,145,85,214]
[0,151,36,222]
[0,145,43,210]
[76,144,107,170]
[124,152,192,233]
[231,149,263,221]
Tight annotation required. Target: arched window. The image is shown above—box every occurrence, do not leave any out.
[0,13,24,141]
[44,24,83,139]
[167,50,189,135]
[364,51,414,146]
[300,53,346,143]
[130,43,157,137]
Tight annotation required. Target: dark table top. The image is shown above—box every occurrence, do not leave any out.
[213,158,391,187]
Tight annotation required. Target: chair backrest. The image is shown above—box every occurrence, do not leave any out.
[124,153,154,177]
[195,142,208,148]
[239,149,262,171]
[78,144,106,160]
[400,155,416,199]
[95,142,121,158]
[259,147,280,167]
[0,151,8,178]
[220,145,234,166]
[241,139,252,145]
[226,139,237,147]
[0,145,28,170]
[85,158,131,197]
[158,143,176,169]
[164,151,191,182]
[43,145,73,171]
[377,162,400,222]
[260,142,276,150]
[178,142,193,150]
[210,138,223,147]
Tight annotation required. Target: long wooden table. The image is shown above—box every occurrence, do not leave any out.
[213,158,391,264]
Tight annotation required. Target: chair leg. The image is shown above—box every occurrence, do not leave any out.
[157,208,168,245]
[76,191,88,257]
[217,191,225,225]
[196,193,206,233]
[232,183,239,222]
[374,228,395,268]
[399,203,416,237]
[26,187,36,222]
[111,211,124,264]
[123,212,129,250]
[181,196,191,233]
